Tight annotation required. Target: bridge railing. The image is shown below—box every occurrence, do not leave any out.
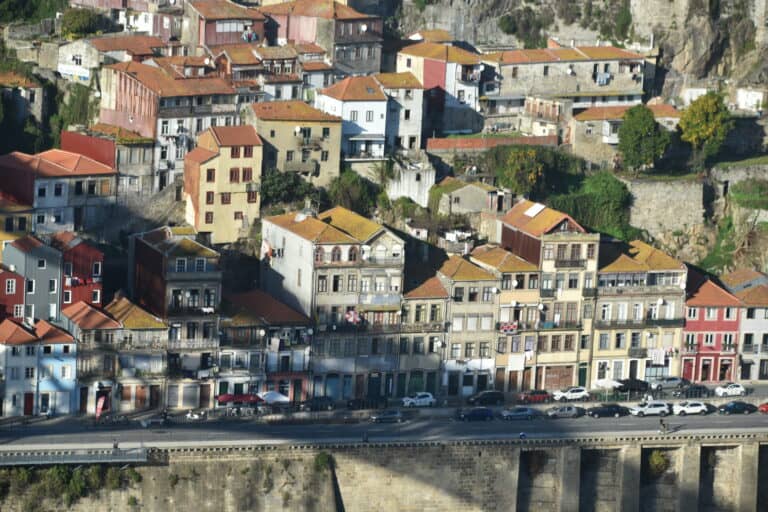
[0,447,148,466]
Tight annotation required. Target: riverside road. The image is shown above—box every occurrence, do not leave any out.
[1,411,768,449]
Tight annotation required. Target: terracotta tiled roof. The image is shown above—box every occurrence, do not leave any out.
[209,125,262,147]
[185,147,219,164]
[266,206,384,244]
[501,199,585,237]
[720,268,766,289]
[89,34,165,55]
[426,135,558,151]
[105,295,166,330]
[374,72,422,89]
[438,255,496,281]
[404,276,449,299]
[574,104,680,122]
[471,245,537,272]
[10,235,44,253]
[254,46,298,60]
[399,42,479,64]
[89,123,148,142]
[0,319,37,345]
[686,279,741,307]
[301,61,333,71]
[210,43,263,65]
[251,100,341,122]
[190,0,265,20]
[484,45,643,65]
[317,206,383,242]
[35,320,74,344]
[294,43,326,54]
[0,71,38,89]
[48,231,81,251]
[62,301,121,330]
[107,61,235,98]
[735,285,768,307]
[225,290,309,326]
[599,240,684,273]
[0,149,116,178]
[266,212,357,244]
[260,0,372,20]
[139,226,219,258]
[0,193,32,211]
[320,76,387,101]
[264,73,302,84]
[407,29,453,43]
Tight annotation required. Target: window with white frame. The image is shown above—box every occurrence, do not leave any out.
[26,279,34,294]
[600,304,611,321]
[161,120,169,135]
[723,333,734,348]
[452,316,463,332]
[64,262,73,277]
[5,279,15,295]
[92,261,102,276]
[63,290,72,304]
[13,304,22,318]
[37,259,46,269]
[687,307,698,319]
[61,365,71,379]
[705,307,717,320]
[648,303,658,319]
[665,301,675,319]
[49,279,56,293]
[176,258,187,272]
[724,307,735,320]
[704,333,715,345]
[92,289,100,303]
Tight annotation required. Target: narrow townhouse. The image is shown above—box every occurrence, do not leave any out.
[683,269,741,383]
[721,269,768,381]
[592,240,687,385]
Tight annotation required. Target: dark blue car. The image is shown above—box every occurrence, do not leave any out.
[458,407,494,422]
[718,401,757,415]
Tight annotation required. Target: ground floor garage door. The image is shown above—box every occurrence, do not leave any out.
[544,365,574,390]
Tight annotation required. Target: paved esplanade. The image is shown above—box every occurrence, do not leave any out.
[1,413,767,450]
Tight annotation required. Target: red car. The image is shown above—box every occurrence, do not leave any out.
[517,390,552,404]
[758,403,768,414]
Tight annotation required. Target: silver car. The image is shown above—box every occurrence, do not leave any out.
[546,405,585,419]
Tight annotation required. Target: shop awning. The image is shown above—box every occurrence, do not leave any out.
[216,393,263,404]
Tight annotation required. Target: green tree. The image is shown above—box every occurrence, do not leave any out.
[496,147,545,196]
[327,169,378,216]
[679,92,733,166]
[61,8,103,37]
[617,105,671,173]
[260,168,315,207]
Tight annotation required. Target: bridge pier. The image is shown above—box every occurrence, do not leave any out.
[559,446,580,512]
[678,443,700,512]
[619,445,640,512]
[738,442,759,512]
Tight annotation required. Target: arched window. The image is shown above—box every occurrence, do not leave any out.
[314,247,325,263]
[348,246,358,262]
[331,246,342,262]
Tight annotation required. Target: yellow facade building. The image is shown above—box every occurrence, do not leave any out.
[184,126,263,245]
[245,100,341,187]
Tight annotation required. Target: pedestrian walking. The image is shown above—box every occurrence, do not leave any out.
[658,418,667,435]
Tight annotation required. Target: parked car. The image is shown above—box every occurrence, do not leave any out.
[586,404,630,418]
[370,409,404,423]
[546,405,585,419]
[672,401,709,416]
[672,384,713,399]
[401,392,436,408]
[467,390,505,406]
[139,416,167,428]
[715,383,746,397]
[617,378,649,393]
[718,401,757,415]
[499,407,544,421]
[758,403,768,414]
[553,387,590,402]
[347,397,387,410]
[648,377,689,391]
[517,390,552,404]
[458,407,494,421]
[629,401,671,417]
[299,396,335,412]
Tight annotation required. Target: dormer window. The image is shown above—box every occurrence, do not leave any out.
[348,247,358,262]
[175,258,187,272]
[314,247,325,263]
[331,246,342,262]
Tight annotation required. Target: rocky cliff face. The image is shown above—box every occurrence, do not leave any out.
[392,0,763,90]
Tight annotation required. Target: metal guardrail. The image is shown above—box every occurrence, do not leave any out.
[0,447,148,466]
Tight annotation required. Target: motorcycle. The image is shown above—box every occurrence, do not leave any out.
[186,409,207,421]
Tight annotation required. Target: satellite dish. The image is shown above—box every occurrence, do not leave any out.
[657,298,665,306]
[511,280,519,288]
[204,57,211,66]
[537,303,545,311]
[361,24,368,32]
[295,126,301,134]
[509,300,517,308]
[492,287,499,294]
[679,280,687,290]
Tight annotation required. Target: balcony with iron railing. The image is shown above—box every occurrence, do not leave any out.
[683,344,698,354]
[540,289,555,298]
[555,259,586,269]
[597,284,685,296]
[167,304,218,316]
[628,347,647,358]
[742,344,768,355]
[168,338,219,350]
[538,320,581,330]
[582,288,598,298]
[595,317,685,329]
[285,159,319,174]
[721,344,737,354]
